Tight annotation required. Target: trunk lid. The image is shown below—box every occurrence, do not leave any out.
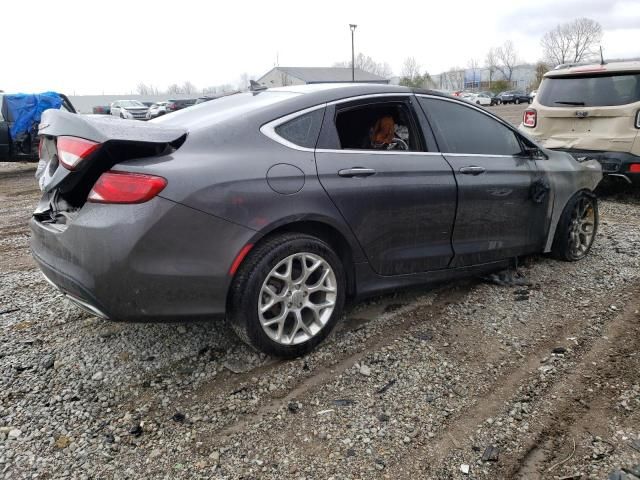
[34,109,186,226]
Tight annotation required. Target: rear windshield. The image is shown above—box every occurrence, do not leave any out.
[153,91,301,128]
[538,73,640,107]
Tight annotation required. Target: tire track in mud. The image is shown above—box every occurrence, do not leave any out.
[144,283,475,444]
[508,292,640,479]
[391,282,640,479]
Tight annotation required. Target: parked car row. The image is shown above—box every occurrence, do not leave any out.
[98,96,227,121]
[455,90,534,106]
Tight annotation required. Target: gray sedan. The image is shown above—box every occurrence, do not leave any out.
[31,84,602,357]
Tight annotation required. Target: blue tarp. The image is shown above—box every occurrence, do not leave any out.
[5,92,63,140]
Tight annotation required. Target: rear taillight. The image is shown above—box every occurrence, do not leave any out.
[88,171,167,204]
[523,109,537,128]
[167,103,176,111]
[57,136,101,170]
[629,164,640,173]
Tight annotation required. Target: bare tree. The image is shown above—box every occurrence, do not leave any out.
[334,53,393,78]
[136,82,151,96]
[166,83,181,95]
[495,40,518,83]
[467,58,480,90]
[181,81,197,95]
[400,57,421,81]
[485,48,498,88]
[541,17,603,66]
[532,61,550,89]
[398,57,434,88]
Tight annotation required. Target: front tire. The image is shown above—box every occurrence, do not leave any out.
[551,192,598,261]
[228,233,346,358]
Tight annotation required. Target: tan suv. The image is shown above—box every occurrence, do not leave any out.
[519,61,640,184]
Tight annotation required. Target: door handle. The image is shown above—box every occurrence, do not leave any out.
[459,166,486,175]
[338,167,377,178]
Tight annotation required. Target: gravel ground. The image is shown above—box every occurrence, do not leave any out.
[1,159,639,480]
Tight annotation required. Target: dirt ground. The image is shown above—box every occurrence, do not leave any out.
[1,124,639,478]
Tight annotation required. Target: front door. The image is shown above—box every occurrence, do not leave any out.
[418,96,550,267]
[315,96,457,275]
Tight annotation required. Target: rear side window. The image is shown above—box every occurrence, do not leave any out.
[275,108,324,149]
[418,98,522,156]
[538,74,640,107]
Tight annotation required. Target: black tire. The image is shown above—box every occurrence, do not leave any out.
[228,233,346,358]
[551,192,599,261]
[515,98,521,104]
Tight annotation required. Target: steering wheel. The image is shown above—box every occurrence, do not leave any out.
[388,137,409,151]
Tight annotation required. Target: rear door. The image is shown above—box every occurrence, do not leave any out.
[418,95,550,267]
[315,95,457,275]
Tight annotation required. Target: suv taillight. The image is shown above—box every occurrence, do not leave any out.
[88,171,167,204]
[523,109,537,128]
[57,136,101,170]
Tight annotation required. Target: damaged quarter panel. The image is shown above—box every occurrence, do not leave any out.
[534,149,602,251]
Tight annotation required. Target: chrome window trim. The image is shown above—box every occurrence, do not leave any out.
[261,93,428,155]
[327,92,413,106]
[315,148,442,156]
[260,104,327,153]
[443,152,516,158]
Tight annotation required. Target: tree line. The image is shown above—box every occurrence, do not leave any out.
[339,17,603,92]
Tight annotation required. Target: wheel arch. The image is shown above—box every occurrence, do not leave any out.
[230,217,361,301]
[544,187,597,253]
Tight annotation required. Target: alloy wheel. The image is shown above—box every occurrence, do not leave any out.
[258,252,337,345]
[568,197,596,258]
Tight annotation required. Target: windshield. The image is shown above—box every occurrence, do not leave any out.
[538,73,640,107]
[119,100,145,107]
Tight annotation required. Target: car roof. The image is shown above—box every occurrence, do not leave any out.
[546,60,640,78]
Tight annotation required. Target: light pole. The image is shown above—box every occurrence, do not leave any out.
[349,24,357,82]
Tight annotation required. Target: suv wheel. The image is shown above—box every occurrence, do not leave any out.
[552,192,598,261]
[228,233,345,358]
[515,98,521,104]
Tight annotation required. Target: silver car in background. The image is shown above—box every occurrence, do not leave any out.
[110,100,148,120]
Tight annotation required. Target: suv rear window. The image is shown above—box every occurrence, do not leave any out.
[538,73,640,107]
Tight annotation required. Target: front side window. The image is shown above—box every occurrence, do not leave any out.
[538,73,640,107]
[334,102,421,151]
[274,108,324,148]
[418,97,523,156]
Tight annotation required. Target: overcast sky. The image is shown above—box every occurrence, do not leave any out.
[4,0,639,95]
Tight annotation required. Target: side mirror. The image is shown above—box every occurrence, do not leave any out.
[520,145,545,159]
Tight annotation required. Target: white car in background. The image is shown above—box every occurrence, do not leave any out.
[146,101,170,119]
[110,100,148,120]
[468,92,493,106]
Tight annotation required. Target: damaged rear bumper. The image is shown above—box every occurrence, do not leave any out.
[30,196,256,322]
[553,148,640,184]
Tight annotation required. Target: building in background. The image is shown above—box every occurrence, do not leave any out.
[431,64,537,92]
[256,67,389,87]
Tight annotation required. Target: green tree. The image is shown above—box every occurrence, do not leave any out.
[490,80,510,94]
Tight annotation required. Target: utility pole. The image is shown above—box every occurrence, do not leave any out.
[349,24,357,82]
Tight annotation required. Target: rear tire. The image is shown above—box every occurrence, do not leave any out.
[551,192,598,261]
[515,98,521,104]
[228,233,346,358]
